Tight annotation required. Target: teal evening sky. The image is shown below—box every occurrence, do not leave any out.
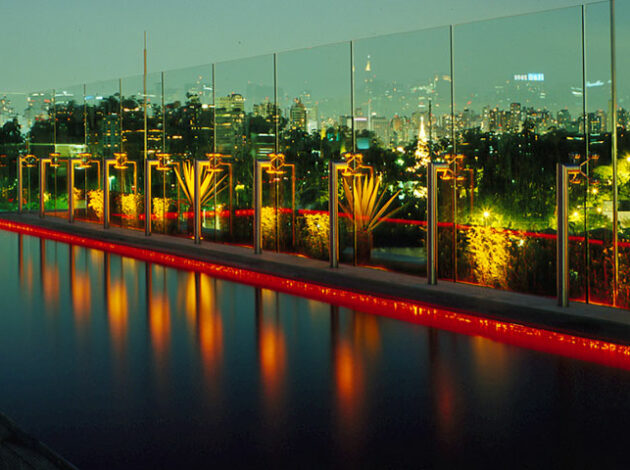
[0,0,592,92]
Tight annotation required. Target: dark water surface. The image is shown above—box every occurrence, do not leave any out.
[1,230,629,469]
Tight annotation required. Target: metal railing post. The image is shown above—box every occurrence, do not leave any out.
[427,162,448,285]
[254,160,264,254]
[557,164,580,307]
[17,158,23,214]
[194,159,201,244]
[39,159,45,218]
[103,161,110,229]
[145,158,151,236]
[68,160,75,223]
[329,161,346,268]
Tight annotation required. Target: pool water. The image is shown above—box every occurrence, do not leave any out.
[1,229,629,469]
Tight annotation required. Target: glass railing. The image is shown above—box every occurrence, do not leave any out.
[2,0,630,308]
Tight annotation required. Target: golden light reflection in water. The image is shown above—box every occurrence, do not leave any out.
[72,271,92,325]
[42,263,60,308]
[198,277,223,379]
[471,336,513,398]
[89,248,102,268]
[352,314,381,356]
[71,247,91,330]
[257,290,287,414]
[333,312,366,445]
[182,272,197,325]
[108,279,129,354]
[334,340,364,419]
[21,259,34,295]
[260,325,287,400]
[179,272,224,385]
[149,290,171,360]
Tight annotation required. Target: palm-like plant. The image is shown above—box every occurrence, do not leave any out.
[340,173,400,233]
[174,160,228,208]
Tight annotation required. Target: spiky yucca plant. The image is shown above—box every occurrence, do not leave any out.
[340,174,400,233]
[174,160,228,208]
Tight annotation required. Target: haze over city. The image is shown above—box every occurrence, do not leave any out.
[0,0,603,92]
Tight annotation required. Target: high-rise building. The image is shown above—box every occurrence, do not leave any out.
[509,103,521,132]
[215,93,245,154]
[289,98,307,131]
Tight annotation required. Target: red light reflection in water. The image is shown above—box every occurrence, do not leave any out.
[4,220,630,371]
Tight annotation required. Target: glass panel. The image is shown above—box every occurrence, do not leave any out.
[110,75,144,230]
[215,55,275,245]
[582,1,614,305]
[43,85,86,219]
[615,0,630,308]
[22,89,54,212]
[163,64,213,237]
[84,79,120,223]
[454,7,582,295]
[277,43,351,259]
[353,27,451,274]
[145,71,171,235]
[0,92,27,211]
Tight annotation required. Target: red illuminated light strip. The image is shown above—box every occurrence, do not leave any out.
[141,208,630,248]
[2,218,630,370]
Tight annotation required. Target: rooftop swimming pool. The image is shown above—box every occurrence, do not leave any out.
[1,227,630,468]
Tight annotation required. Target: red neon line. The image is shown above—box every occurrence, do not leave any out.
[132,208,630,247]
[2,218,630,370]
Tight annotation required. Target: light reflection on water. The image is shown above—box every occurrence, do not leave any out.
[1,230,630,468]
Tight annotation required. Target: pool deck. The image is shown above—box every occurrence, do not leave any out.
[3,212,630,346]
[0,412,77,470]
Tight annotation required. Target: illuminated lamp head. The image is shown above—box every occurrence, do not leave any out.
[155,152,172,171]
[76,152,93,170]
[49,152,62,168]
[24,154,38,168]
[113,152,129,170]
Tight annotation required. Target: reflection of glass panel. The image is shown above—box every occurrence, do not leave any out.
[163,65,213,237]
[215,55,275,245]
[454,7,582,295]
[615,0,630,308]
[277,43,351,259]
[353,27,450,273]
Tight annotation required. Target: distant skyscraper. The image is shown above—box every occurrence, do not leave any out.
[509,103,521,132]
[289,98,307,131]
[216,93,245,154]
